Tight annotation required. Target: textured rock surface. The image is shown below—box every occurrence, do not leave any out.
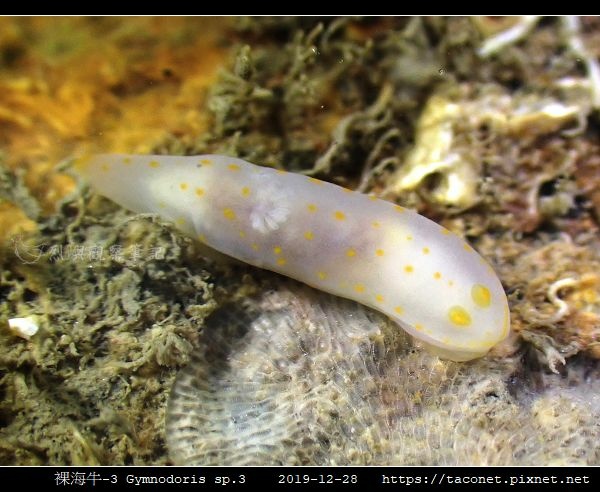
[167,281,600,465]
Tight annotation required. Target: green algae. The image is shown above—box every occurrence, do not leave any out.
[0,162,218,464]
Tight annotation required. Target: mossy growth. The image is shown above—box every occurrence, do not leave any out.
[0,160,222,464]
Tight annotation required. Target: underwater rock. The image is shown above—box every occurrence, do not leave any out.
[166,280,600,465]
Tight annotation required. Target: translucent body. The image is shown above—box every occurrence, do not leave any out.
[78,154,510,360]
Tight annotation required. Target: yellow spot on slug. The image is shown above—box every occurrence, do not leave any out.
[101,164,109,172]
[149,160,160,168]
[448,306,472,327]
[463,243,472,252]
[158,201,167,209]
[406,235,413,241]
[372,221,381,228]
[317,271,327,280]
[180,183,188,191]
[223,208,236,220]
[434,272,442,280]
[394,205,405,213]
[394,306,404,315]
[404,265,414,273]
[195,187,205,197]
[175,217,186,226]
[375,294,384,303]
[239,231,246,238]
[277,257,287,266]
[309,177,324,185]
[198,234,207,243]
[307,203,318,213]
[251,243,259,251]
[368,195,377,201]
[228,164,241,171]
[200,159,212,165]
[304,231,314,240]
[346,248,356,257]
[334,211,346,221]
[422,247,430,254]
[123,157,132,164]
[471,284,492,308]
[441,228,451,235]
[415,324,424,331]
[353,283,365,293]
[375,249,385,257]
[343,188,353,193]
[273,246,282,255]
[276,169,287,174]
[241,186,251,197]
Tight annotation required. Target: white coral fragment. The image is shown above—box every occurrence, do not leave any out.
[476,16,541,58]
[390,85,584,209]
[8,316,39,340]
[389,93,480,209]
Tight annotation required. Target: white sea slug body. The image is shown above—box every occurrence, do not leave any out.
[78,154,510,361]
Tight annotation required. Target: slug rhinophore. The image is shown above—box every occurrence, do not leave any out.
[77,154,510,361]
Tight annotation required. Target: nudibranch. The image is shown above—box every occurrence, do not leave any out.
[77,154,510,361]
